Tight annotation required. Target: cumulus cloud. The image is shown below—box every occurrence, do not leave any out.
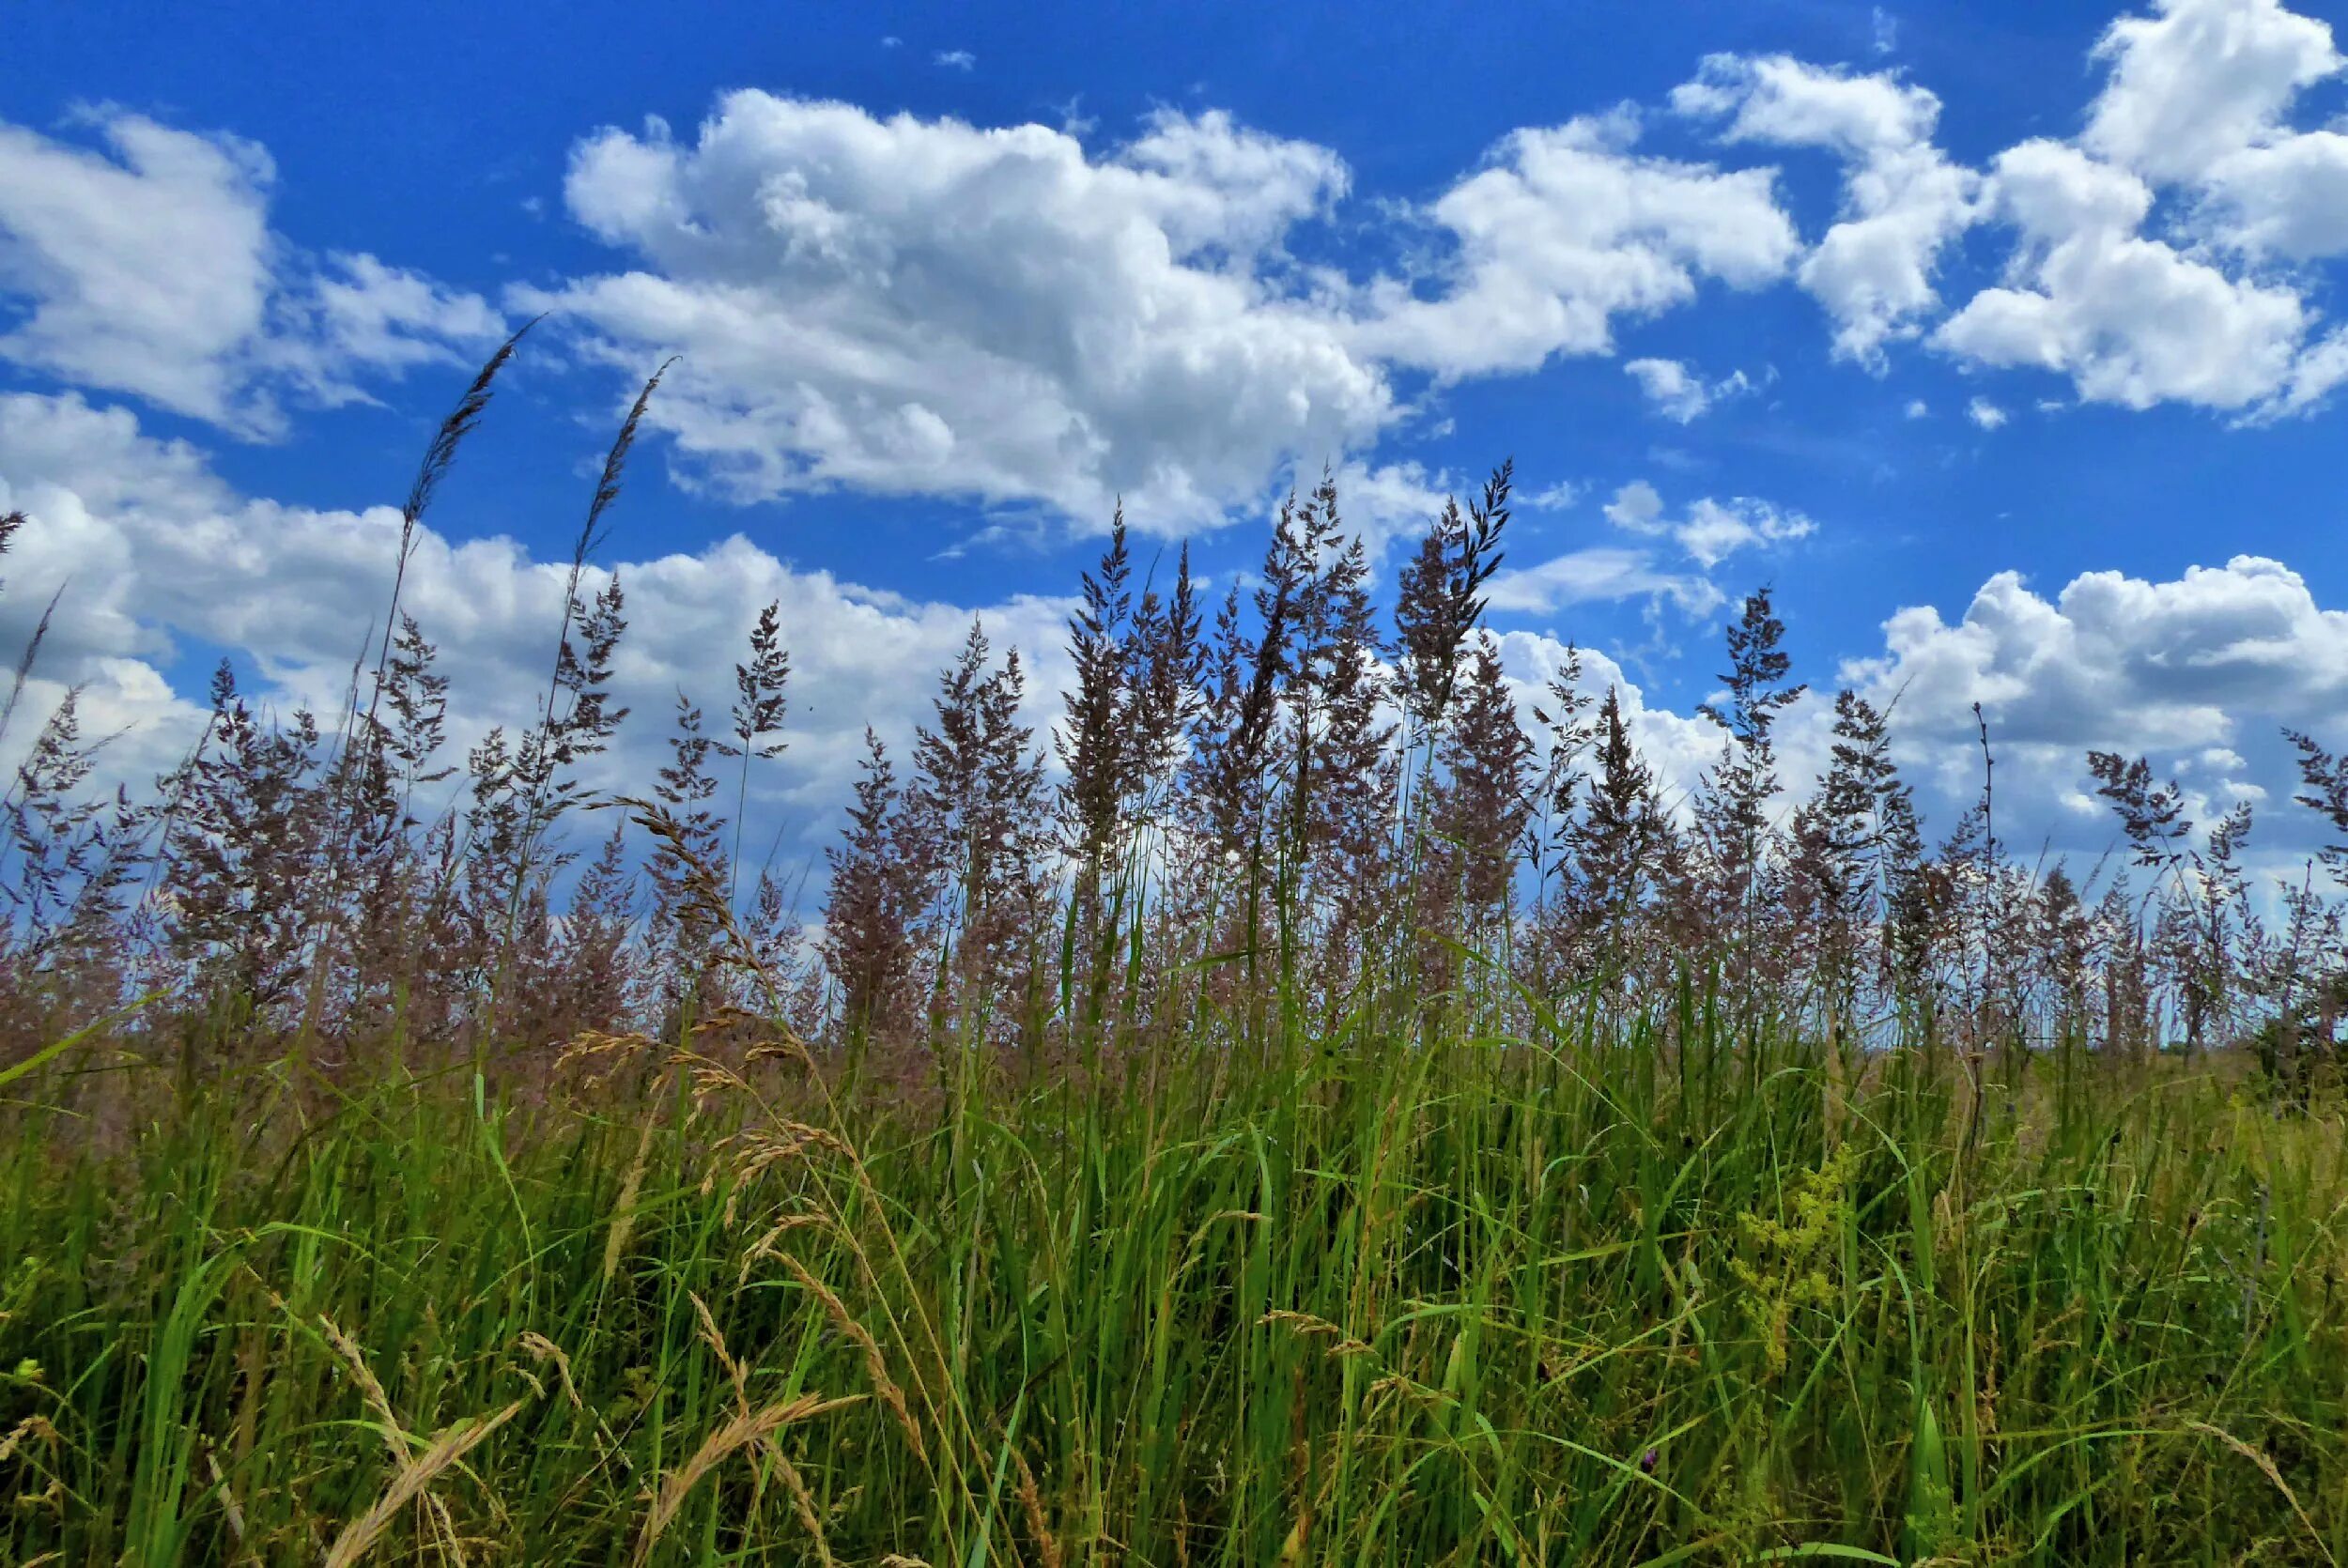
[0,390,1073,846]
[1967,396,2008,429]
[1354,109,1800,380]
[1671,497,1815,568]
[530,94,1384,532]
[1668,3,2348,416]
[1934,138,2311,410]
[0,388,1819,866]
[0,389,1809,858]
[1602,479,1668,533]
[1484,551,2348,870]
[1486,550,2348,866]
[1837,554,2348,852]
[2205,131,2348,259]
[16,392,2348,881]
[2082,0,2340,186]
[2081,0,2348,264]
[22,2,2348,530]
[1674,54,1981,361]
[16,4,2348,600]
[526,95,1815,533]
[1315,457,1456,560]
[1490,550,2348,867]
[1926,2,2348,414]
[0,110,503,438]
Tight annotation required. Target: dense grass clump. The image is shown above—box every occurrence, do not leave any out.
[7,998,2346,1565]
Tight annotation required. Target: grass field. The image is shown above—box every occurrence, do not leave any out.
[5,345,2345,1565]
[8,990,2346,1566]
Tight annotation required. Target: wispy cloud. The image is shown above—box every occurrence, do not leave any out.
[1603,480,1815,569]
[1623,357,1755,423]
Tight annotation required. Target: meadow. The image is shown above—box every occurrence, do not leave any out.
[6,338,2348,1563]
[10,978,2348,1564]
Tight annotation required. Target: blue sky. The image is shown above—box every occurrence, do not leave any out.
[5,0,2348,875]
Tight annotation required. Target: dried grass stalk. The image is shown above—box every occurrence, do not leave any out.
[630,1392,856,1566]
[321,1400,524,1568]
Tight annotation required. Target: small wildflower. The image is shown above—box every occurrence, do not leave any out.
[1639,1448,1659,1474]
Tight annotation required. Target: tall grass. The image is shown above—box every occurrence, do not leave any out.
[7,977,2345,1564]
[7,345,2348,1565]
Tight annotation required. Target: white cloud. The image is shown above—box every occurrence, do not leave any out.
[1904,397,1929,417]
[1624,358,1707,421]
[1283,454,1456,561]
[1602,479,1665,532]
[2203,131,2348,258]
[1599,478,1815,569]
[1836,553,2348,852]
[0,390,1809,862]
[1351,109,1800,379]
[1485,546,1722,619]
[934,49,976,70]
[20,390,2348,879]
[1493,629,1722,802]
[1283,455,1777,612]
[530,94,1813,534]
[1622,356,1753,422]
[1924,4,2348,414]
[532,93,1384,532]
[301,253,505,377]
[1672,7,2348,414]
[1967,395,2008,429]
[0,390,1072,845]
[1933,138,2309,410]
[1855,555,2348,750]
[2081,0,2348,262]
[1674,497,1816,568]
[0,113,271,428]
[1485,478,1812,622]
[0,110,503,438]
[2271,327,2348,414]
[1674,54,1981,362]
[23,8,2348,576]
[2082,0,2340,186]
[0,388,1820,873]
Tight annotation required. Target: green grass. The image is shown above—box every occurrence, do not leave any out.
[6,992,2347,1565]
